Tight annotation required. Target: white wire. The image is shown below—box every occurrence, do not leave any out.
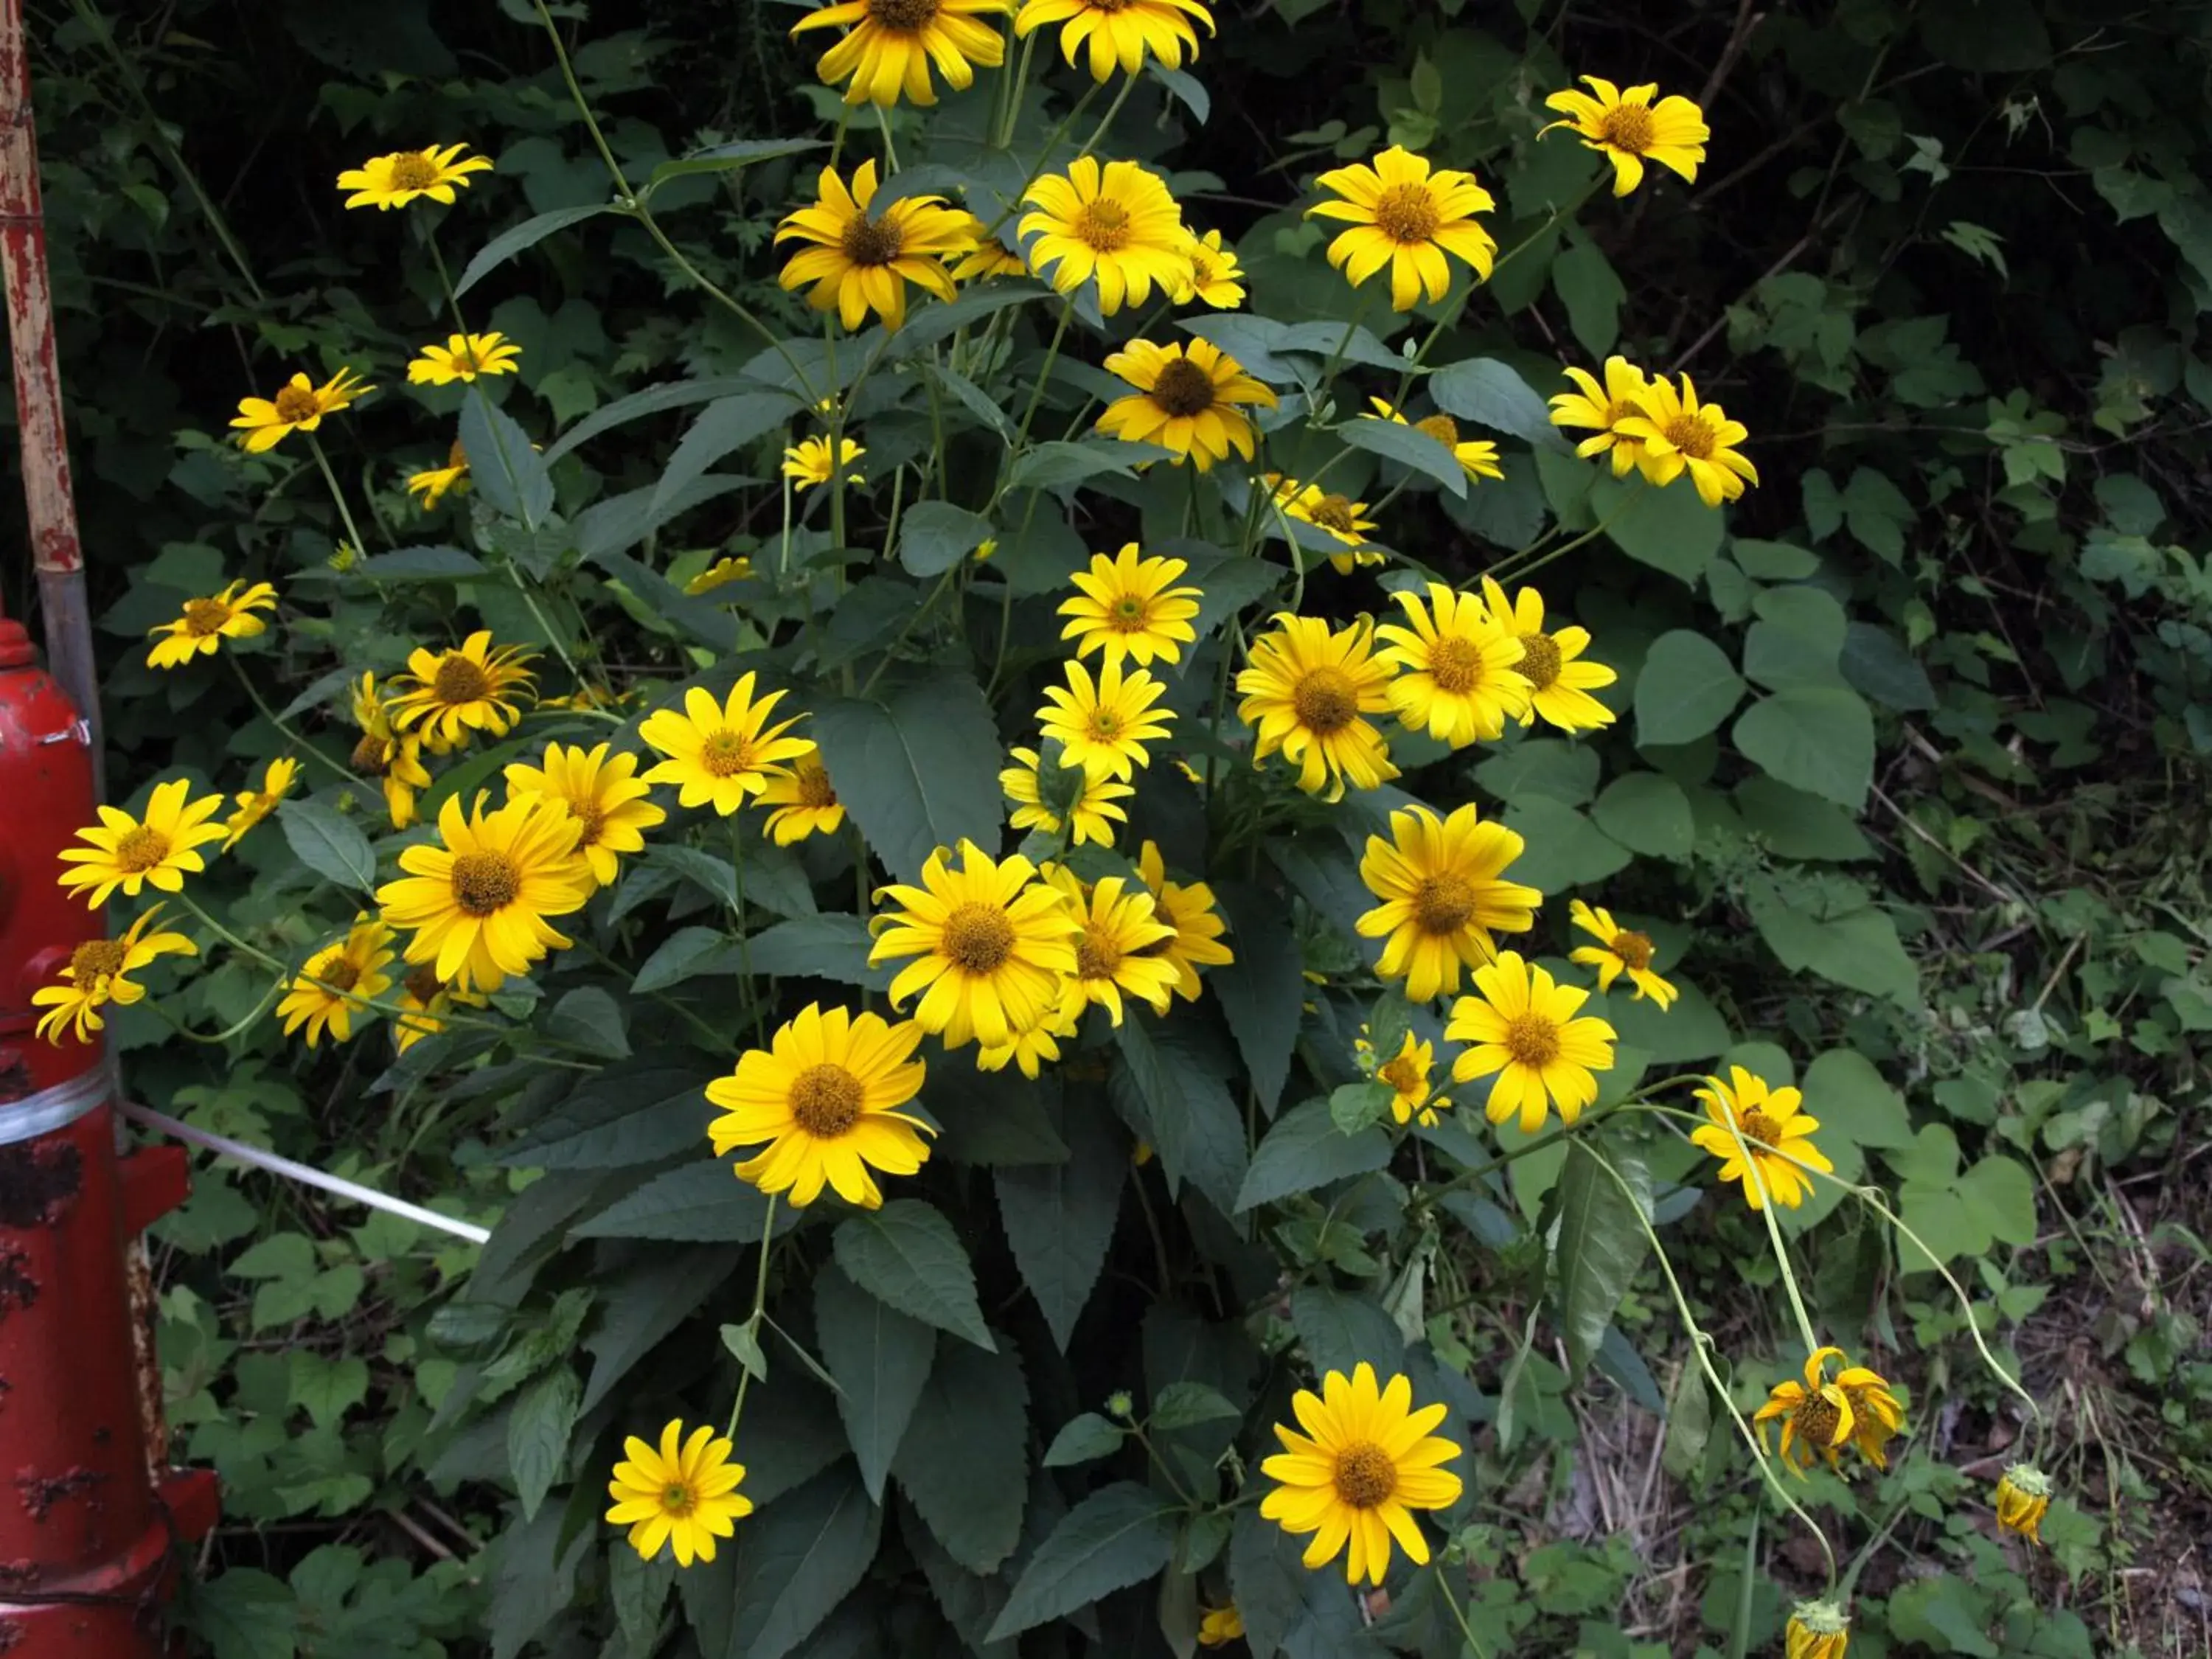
[120,1102,493,1245]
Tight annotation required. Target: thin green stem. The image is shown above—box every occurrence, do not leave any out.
[725,1192,781,1437]
[143,977,286,1045]
[172,891,287,973]
[982,80,1102,242]
[1075,74,1137,161]
[874,102,902,173]
[731,821,765,1046]
[1486,492,1639,586]
[306,435,374,559]
[1406,1075,1708,1219]
[992,30,1037,148]
[1435,1570,1491,1659]
[227,656,357,786]
[420,235,471,335]
[1313,288,1377,400]
[860,564,960,698]
[1124,1424,1200,1509]
[1005,301,1076,474]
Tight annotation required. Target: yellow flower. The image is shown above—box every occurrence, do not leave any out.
[223,757,301,851]
[1259,1362,1464,1585]
[776,160,967,331]
[1548,357,1653,477]
[639,674,813,815]
[229,368,372,453]
[1835,1350,1907,1468]
[1565,900,1677,1008]
[347,717,433,833]
[1234,613,1399,799]
[1096,339,1276,471]
[1268,475,1382,574]
[1541,77,1709,197]
[868,841,1079,1048]
[1612,372,1759,507]
[387,630,537,752]
[1307,145,1496,311]
[1364,398,1502,482]
[1197,1605,1244,1648]
[1375,582,1531,746]
[1042,865,1180,1026]
[1478,576,1617,734]
[1135,840,1232,1003]
[337,143,493,211]
[406,439,471,509]
[375,793,594,995]
[707,1002,933,1208]
[1037,656,1175,782]
[393,964,480,1054]
[1755,1347,1900,1475]
[57,777,228,908]
[1357,804,1539,1004]
[31,907,197,1045]
[1785,1600,1851,1659]
[782,435,866,490]
[684,555,757,596]
[1020,157,1192,314]
[145,580,279,669]
[758,743,848,844]
[1444,950,1616,1134]
[1175,227,1245,308]
[1059,543,1203,667]
[277,917,397,1048]
[1688,1066,1833,1211]
[406,332,521,386]
[1014,0,1211,78]
[1002,745,1131,847]
[791,0,1011,105]
[504,742,666,888]
[976,1009,1077,1079]
[605,1420,751,1568]
[1372,1030,1450,1127]
[1994,1464,2052,1545]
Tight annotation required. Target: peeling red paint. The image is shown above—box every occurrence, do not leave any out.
[0,1144,79,1229]
[0,1251,32,1319]
[14,1467,102,1523]
[0,1615,23,1650]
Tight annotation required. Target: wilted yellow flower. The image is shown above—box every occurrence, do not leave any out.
[1994,1464,2053,1544]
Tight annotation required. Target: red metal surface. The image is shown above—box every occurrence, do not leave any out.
[0,633,208,1657]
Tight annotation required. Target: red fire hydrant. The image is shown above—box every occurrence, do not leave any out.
[0,619,217,1654]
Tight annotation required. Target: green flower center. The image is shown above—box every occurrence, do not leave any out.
[789,1063,866,1138]
[661,1481,698,1517]
[700,731,761,778]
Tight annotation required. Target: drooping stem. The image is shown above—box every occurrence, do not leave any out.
[226,655,357,786]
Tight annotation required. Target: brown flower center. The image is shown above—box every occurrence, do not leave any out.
[869,0,939,24]
[272,384,321,423]
[351,734,392,776]
[1739,1109,1781,1147]
[942,902,1017,975]
[1599,102,1656,155]
[1188,248,1217,285]
[1332,1441,1398,1509]
[447,437,469,470]
[840,215,905,268]
[789,1063,866,1138]
[1610,929,1655,971]
[389,153,440,191]
[1414,413,1461,448]
[1661,412,1717,461]
[1378,1054,1422,1096]
[182,598,234,636]
[1791,1394,1842,1450]
[404,965,444,1004]
[568,797,608,849]
[661,1481,698,1517]
[1149,357,1218,418]
[1290,666,1358,735]
[433,655,492,705]
[1412,873,1478,936]
[1307,494,1360,535]
[700,731,760,778]
[794,758,838,809]
[316,957,363,992]
[70,939,128,982]
[114,827,171,873]
[1074,198,1133,252]
[1425,636,1486,695]
[1504,1012,1561,1069]
[1075,922,1122,981]
[1514,632,1562,691]
[1371,182,1441,245]
[451,850,521,917]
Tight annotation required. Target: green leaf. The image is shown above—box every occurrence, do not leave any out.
[1287,1285,1405,1379]
[187,1568,296,1659]
[814,1262,937,1503]
[543,987,630,1059]
[582,1246,741,1413]
[810,674,1004,886]
[1150,1380,1241,1431]
[1498,797,1632,893]
[1592,773,1693,858]
[287,1351,369,1429]
[573,1161,796,1242]
[726,1466,882,1659]
[279,799,376,894]
[1733,686,1876,810]
[543,375,762,464]
[1475,739,1600,806]
[1329,1079,1393,1136]
[507,1366,579,1522]
[1841,622,1938,712]
[994,1098,1126,1351]
[455,204,611,299]
[1043,1412,1125,1467]
[1113,1020,1248,1216]
[893,1340,1030,1574]
[1956,1155,2038,1248]
[1731,539,1821,580]
[498,1062,714,1170]
[985,1482,1178,1642]
[1635,630,1745,747]
[646,136,824,189]
[1553,236,1626,355]
[1744,586,1848,691]
[1733,778,1874,861]
[898,501,994,577]
[1009,439,1158,492]
[631,926,733,995]
[460,396,553,527]
[1178,549,1281,644]
[833,1199,995,1351]
[1210,883,1303,1111]
[1237,1099,1392,1211]
[1801,1050,1914,1150]
[1886,1576,2000,1658]
[1430,358,1568,450]
[1551,1143,1652,1380]
[652,394,799,517]
[1590,474,1723,585]
[352,544,488,580]
[1745,877,1919,1004]
[1342,416,1467,496]
[743,914,892,991]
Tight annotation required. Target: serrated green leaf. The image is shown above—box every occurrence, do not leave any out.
[815,1263,936,1503]
[582,1246,742,1413]
[542,987,629,1059]
[1342,415,1467,496]
[631,926,733,995]
[994,1098,1124,1351]
[1287,1285,1405,1378]
[832,1199,995,1350]
[1205,883,1301,1112]
[985,1482,1178,1641]
[725,1466,882,1659]
[899,501,993,577]
[573,1161,796,1242]
[1429,358,1567,449]
[1112,1020,1248,1216]
[279,799,376,893]
[460,395,553,527]
[810,675,1003,886]
[1238,1099,1392,1211]
[1150,1380,1241,1430]
[893,1340,1029,1573]
[507,1367,579,1522]
[1552,1143,1652,1379]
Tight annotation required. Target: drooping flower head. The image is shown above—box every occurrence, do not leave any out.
[686,556,756,597]
[1040,865,1180,1027]
[638,673,813,816]
[1357,803,1540,1004]
[1096,339,1276,470]
[1374,582,1531,747]
[1444,950,1617,1134]
[707,1002,933,1208]
[1307,145,1497,311]
[776,160,967,331]
[276,917,397,1048]
[1612,372,1759,507]
[1688,1066,1833,1211]
[1365,398,1503,483]
[229,368,372,453]
[1548,357,1654,477]
[1014,0,1213,80]
[374,793,594,995]
[146,580,279,670]
[1360,1029,1450,1127]
[337,144,493,211]
[1268,475,1382,574]
[947,213,1029,282]
[1541,77,1709,197]
[407,332,521,386]
[1037,656,1175,782]
[57,778,229,908]
[223,757,301,851]
[393,964,482,1056]
[1994,1464,2053,1545]
[503,742,667,888]
[1021,157,1192,314]
[1478,577,1617,734]
[1235,613,1399,800]
[348,672,433,830]
[868,841,1080,1048]
[605,1420,752,1568]
[1258,1363,1464,1585]
[1059,543,1203,667]
[407,439,471,509]
[31,908,197,1046]
[782,435,867,491]
[1784,1600,1851,1659]
[1176,228,1247,309]
[759,744,848,845]
[386,630,538,751]
[792,0,1011,105]
[1197,1605,1245,1648]
[1567,900,1678,1009]
[1134,840,1233,1003]
[1755,1347,1900,1476]
[1002,745,1132,847]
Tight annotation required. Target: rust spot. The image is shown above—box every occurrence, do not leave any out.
[15,1467,102,1521]
[0,1053,27,1107]
[0,1562,32,1586]
[0,1251,33,1318]
[0,1143,80,1228]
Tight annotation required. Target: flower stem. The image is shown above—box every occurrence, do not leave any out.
[725,1192,782,1437]
[420,234,472,335]
[1075,74,1136,161]
[306,434,373,560]
[1434,1569,1491,1659]
[226,655,358,787]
